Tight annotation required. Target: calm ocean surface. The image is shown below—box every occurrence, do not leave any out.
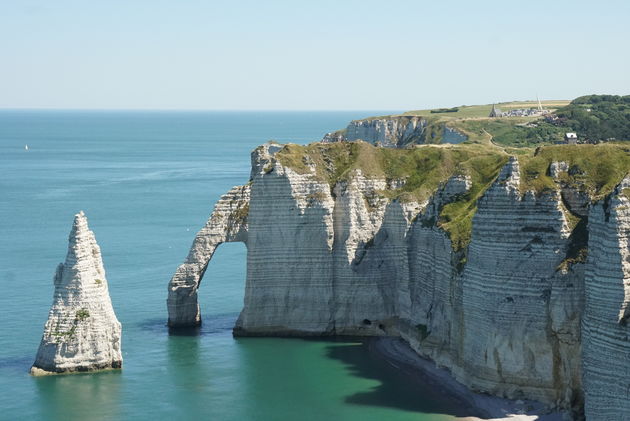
[0,110,457,421]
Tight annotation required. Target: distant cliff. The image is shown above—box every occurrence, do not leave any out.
[168,140,630,420]
[322,116,453,147]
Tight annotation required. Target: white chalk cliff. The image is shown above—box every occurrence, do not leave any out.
[322,116,430,147]
[582,177,630,419]
[168,141,630,420]
[31,211,122,375]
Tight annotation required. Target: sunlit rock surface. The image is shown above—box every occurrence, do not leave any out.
[582,177,630,419]
[31,212,122,375]
[322,116,428,147]
[167,184,250,327]
[169,141,630,419]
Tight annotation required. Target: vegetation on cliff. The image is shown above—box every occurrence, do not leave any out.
[522,143,630,271]
[401,100,570,120]
[442,95,629,146]
[275,141,630,251]
[477,95,630,146]
[276,141,508,250]
[452,118,566,146]
[518,144,630,199]
[554,95,630,142]
[338,95,629,147]
[278,96,630,251]
[332,101,569,147]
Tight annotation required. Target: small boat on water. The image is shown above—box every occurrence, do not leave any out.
[25,144,29,151]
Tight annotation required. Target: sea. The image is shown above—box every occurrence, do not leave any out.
[0,110,460,421]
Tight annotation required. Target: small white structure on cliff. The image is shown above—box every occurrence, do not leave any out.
[31,211,122,375]
[564,132,578,144]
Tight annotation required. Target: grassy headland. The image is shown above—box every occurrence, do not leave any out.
[274,140,630,251]
[276,95,630,251]
[276,141,507,250]
[338,95,629,147]
[401,100,569,119]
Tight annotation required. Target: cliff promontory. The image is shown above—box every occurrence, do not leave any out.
[168,139,630,419]
[31,211,122,375]
[322,116,434,147]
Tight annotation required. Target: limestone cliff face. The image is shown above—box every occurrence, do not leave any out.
[234,144,414,335]
[457,158,582,406]
[322,116,428,147]
[236,143,336,334]
[169,142,630,419]
[582,178,630,419]
[31,212,122,375]
[400,157,584,412]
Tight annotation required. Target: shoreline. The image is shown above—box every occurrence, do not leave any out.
[368,337,566,421]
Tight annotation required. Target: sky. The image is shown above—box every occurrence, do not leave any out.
[1,0,629,110]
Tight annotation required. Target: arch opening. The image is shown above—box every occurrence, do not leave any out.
[197,242,247,331]
[167,183,250,328]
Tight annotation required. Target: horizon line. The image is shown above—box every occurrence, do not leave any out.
[0,107,405,112]
[0,99,574,113]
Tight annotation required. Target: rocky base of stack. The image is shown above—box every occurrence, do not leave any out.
[30,360,122,376]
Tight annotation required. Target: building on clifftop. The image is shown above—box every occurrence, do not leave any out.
[489,104,503,117]
[564,132,578,144]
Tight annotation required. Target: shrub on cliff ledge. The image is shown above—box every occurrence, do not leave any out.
[75,309,90,321]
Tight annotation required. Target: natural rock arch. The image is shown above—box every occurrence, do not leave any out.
[167,184,250,327]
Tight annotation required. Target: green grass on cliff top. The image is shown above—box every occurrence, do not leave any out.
[275,141,630,251]
[359,100,568,121]
[400,100,570,119]
[518,143,630,199]
[276,141,509,250]
[275,141,506,202]
[345,101,572,147]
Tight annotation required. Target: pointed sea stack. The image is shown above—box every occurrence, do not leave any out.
[30,211,122,375]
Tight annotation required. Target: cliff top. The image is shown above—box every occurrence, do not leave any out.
[334,95,629,146]
[273,141,630,250]
[355,100,569,122]
[400,100,570,120]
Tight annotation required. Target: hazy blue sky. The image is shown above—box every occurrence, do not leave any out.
[1,0,628,110]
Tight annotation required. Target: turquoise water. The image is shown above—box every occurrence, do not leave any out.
[0,111,458,421]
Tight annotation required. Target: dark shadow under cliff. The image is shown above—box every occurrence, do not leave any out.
[323,339,485,418]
